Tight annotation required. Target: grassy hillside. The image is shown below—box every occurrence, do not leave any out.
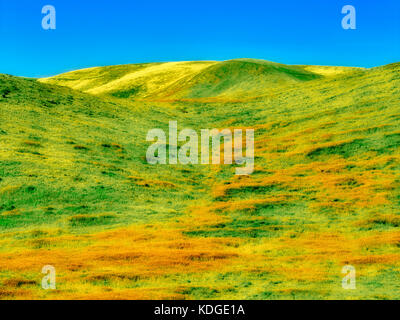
[1,60,399,299]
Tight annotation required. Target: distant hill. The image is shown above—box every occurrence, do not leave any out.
[39,59,363,101]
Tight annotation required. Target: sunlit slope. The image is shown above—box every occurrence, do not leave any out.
[40,59,363,101]
[40,61,218,99]
[299,65,363,77]
[0,61,399,299]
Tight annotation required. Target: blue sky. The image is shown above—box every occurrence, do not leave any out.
[0,0,399,77]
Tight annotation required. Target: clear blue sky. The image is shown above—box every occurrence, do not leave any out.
[0,0,399,77]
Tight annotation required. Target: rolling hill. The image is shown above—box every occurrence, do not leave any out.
[0,59,399,299]
[39,59,363,101]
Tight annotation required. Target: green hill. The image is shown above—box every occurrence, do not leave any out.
[40,59,363,101]
[0,72,200,231]
[162,59,323,100]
